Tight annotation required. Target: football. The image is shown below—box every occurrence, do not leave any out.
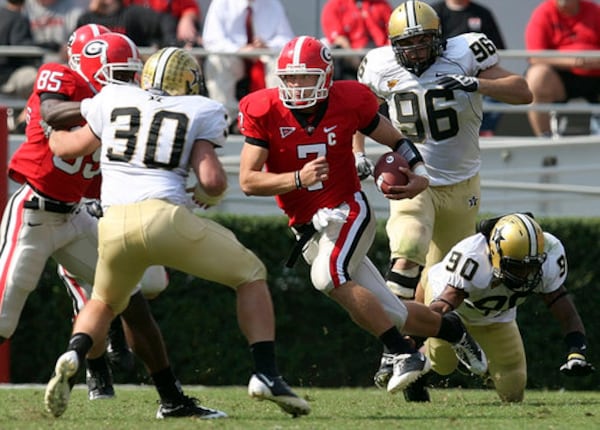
[373,151,409,193]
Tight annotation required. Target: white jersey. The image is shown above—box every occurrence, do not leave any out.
[428,232,567,325]
[359,33,498,186]
[82,84,228,207]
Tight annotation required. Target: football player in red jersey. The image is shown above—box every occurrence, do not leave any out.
[0,30,205,419]
[238,35,488,396]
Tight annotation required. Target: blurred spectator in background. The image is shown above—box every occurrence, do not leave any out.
[202,0,294,133]
[123,0,202,47]
[76,0,178,48]
[321,0,392,80]
[525,0,600,137]
[25,0,87,63]
[432,0,506,136]
[0,0,40,100]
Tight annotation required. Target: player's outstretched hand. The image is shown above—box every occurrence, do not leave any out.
[560,352,595,377]
[436,74,479,92]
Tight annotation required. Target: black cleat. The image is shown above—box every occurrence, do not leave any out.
[248,373,311,417]
[156,395,227,419]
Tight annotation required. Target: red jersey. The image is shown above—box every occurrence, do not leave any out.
[321,0,392,49]
[8,63,101,202]
[239,81,380,225]
[525,0,600,77]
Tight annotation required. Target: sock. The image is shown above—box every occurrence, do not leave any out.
[86,355,109,372]
[436,312,464,344]
[379,327,414,354]
[151,366,185,403]
[67,332,93,364]
[250,341,278,377]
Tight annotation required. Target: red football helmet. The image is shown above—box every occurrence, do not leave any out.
[276,36,333,109]
[77,33,143,93]
[67,24,110,71]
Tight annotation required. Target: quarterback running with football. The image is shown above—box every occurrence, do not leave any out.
[237,35,488,397]
[354,0,533,399]
[45,47,311,419]
[424,213,594,402]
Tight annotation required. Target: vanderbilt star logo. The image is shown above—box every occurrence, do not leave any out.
[280,127,296,138]
[386,79,398,89]
[468,195,479,208]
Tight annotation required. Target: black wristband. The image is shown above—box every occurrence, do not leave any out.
[564,331,587,353]
[393,138,424,167]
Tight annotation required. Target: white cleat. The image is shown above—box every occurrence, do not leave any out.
[45,351,79,417]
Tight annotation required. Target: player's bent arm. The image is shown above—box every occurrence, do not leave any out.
[49,125,100,159]
[542,286,587,335]
[429,285,466,314]
[42,100,84,128]
[477,65,533,105]
[191,139,227,197]
[239,142,329,196]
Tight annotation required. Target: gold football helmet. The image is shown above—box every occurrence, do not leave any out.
[388,1,444,75]
[489,214,547,292]
[141,47,204,96]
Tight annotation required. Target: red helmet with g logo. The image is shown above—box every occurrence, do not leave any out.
[77,33,143,93]
[67,24,110,71]
[276,36,334,109]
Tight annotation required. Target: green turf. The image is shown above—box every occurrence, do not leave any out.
[0,385,599,429]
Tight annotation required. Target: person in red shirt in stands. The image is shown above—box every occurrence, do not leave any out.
[321,0,392,80]
[525,0,600,136]
[123,0,202,47]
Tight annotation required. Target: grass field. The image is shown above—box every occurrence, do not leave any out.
[1,384,599,429]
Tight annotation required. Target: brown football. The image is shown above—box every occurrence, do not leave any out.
[373,151,409,193]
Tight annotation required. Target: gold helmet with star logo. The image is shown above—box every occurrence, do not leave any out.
[388,1,444,76]
[489,213,547,292]
[141,47,204,96]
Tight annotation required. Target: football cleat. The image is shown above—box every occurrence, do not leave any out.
[248,373,311,417]
[373,353,395,389]
[452,331,488,376]
[156,395,227,419]
[387,351,431,394]
[45,351,79,417]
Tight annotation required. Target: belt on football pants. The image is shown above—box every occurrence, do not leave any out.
[286,223,317,268]
[24,196,77,214]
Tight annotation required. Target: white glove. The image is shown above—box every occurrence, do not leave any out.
[312,208,346,232]
[436,74,479,92]
[354,152,374,180]
[559,352,595,377]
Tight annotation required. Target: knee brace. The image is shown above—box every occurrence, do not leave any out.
[385,262,423,299]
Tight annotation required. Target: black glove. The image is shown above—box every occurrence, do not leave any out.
[39,119,53,139]
[436,74,479,92]
[560,351,595,377]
